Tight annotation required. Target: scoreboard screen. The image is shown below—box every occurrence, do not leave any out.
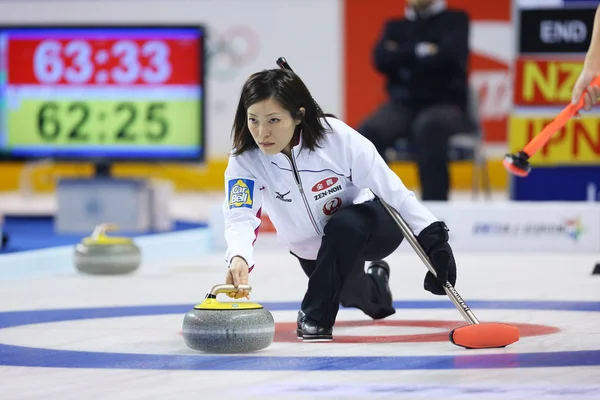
[0,25,205,162]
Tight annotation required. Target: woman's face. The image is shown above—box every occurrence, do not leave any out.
[247,97,303,156]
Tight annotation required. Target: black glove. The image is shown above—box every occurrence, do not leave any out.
[416,221,457,295]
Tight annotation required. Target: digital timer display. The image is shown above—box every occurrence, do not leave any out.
[0,26,205,161]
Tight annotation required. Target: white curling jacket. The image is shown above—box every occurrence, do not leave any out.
[222,117,439,270]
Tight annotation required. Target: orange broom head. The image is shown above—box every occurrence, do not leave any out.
[503,159,530,177]
[450,323,520,349]
[503,155,531,177]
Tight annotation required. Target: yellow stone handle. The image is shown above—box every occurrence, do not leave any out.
[90,223,120,240]
[209,284,252,296]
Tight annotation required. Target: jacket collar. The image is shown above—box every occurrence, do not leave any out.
[268,131,303,162]
[405,0,446,20]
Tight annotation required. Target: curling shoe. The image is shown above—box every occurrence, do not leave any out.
[296,310,333,341]
[366,260,396,319]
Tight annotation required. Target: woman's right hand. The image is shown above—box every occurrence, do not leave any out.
[225,256,250,299]
[571,53,600,113]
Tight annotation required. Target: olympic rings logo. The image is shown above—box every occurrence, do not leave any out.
[206,25,261,81]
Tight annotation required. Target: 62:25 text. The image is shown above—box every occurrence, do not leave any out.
[37,102,169,142]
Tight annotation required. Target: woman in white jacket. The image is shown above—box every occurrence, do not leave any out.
[223,68,457,341]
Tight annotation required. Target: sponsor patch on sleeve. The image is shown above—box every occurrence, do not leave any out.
[228,178,254,209]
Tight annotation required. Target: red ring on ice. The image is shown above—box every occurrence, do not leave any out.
[274,320,560,343]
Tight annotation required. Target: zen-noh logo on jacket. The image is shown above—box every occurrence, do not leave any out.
[323,197,342,216]
[228,178,254,209]
[312,177,342,200]
[312,177,338,192]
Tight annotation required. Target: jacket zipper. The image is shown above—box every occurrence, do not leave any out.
[286,152,322,235]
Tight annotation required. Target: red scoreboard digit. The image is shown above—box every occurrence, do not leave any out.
[8,37,200,85]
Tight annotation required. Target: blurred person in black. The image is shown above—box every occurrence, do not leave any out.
[358,0,471,201]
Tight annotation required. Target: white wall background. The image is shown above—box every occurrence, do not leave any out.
[0,0,344,160]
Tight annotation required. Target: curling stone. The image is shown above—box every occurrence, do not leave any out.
[74,223,141,275]
[182,284,275,353]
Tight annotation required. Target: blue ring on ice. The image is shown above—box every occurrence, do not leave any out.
[0,300,599,371]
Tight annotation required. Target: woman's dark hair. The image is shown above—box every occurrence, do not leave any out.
[231,68,336,156]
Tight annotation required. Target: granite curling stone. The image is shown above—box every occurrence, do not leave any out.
[182,284,275,353]
[74,223,141,275]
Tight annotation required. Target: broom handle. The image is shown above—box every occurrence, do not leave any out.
[522,104,578,157]
[377,197,480,325]
[523,75,600,157]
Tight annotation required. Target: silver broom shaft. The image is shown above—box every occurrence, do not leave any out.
[377,197,480,325]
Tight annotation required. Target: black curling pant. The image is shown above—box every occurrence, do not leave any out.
[293,199,404,327]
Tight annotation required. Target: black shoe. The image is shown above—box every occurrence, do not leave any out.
[296,311,333,341]
[368,260,390,278]
[366,260,395,319]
